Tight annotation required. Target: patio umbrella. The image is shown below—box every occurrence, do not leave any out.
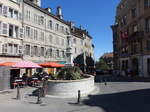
[0,62,16,67]
[12,61,42,68]
[39,62,64,68]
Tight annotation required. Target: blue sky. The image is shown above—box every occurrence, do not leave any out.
[42,0,120,60]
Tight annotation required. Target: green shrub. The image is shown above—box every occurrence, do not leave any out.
[52,66,84,80]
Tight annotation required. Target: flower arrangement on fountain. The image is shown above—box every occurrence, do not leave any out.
[52,66,88,80]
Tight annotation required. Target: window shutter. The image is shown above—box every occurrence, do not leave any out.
[44,48,46,57]
[18,45,23,55]
[19,28,24,39]
[31,46,34,57]
[19,13,22,21]
[30,28,33,39]
[0,22,1,35]
[3,43,8,54]
[2,23,8,36]
[2,6,8,17]
[44,47,46,57]
[23,45,26,55]
[38,47,41,57]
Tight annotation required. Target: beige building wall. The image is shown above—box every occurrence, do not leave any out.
[0,0,23,62]
[0,0,94,66]
[23,1,70,63]
[84,35,94,57]
[72,34,94,63]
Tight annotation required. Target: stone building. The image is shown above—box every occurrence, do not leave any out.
[0,0,94,90]
[111,0,150,77]
[0,0,23,62]
[0,0,94,66]
[23,0,70,64]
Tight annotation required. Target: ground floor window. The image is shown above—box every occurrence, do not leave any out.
[122,60,128,70]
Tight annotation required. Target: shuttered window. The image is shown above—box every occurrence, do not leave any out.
[0,4,2,15]
[18,45,23,55]
[0,22,1,35]
[25,45,30,55]
[2,6,8,16]
[26,26,30,37]
[19,28,23,39]
[34,29,38,40]
[2,44,8,54]
[30,28,33,39]
[2,23,8,36]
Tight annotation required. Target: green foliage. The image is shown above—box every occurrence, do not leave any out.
[96,58,110,70]
[52,66,84,80]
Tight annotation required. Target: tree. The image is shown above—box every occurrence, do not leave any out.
[96,58,110,70]
[73,53,95,74]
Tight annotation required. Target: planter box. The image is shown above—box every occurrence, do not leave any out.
[47,75,95,98]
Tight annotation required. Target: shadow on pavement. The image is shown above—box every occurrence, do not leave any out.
[83,88,150,112]
[95,75,150,83]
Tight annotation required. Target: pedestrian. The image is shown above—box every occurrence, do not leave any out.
[22,73,28,86]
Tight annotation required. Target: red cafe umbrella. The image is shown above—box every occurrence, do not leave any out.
[39,62,64,68]
[0,62,16,67]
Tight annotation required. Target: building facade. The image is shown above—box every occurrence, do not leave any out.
[0,0,23,62]
[112,0,150,77]
[23,0,70,64]
[0,0,94,66]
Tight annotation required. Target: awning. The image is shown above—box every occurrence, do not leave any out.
[0,62,16,67]
[39,62,64,68]
[58,62,66,64]
[12,61,42,68]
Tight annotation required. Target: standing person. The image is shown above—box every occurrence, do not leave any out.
[22,73,28,86]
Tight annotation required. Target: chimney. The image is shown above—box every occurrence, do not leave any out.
[29,0,41,7]
[79,25,83,29]
[70,21,74,29]
[45,7,52,13]
[57,6,63,19]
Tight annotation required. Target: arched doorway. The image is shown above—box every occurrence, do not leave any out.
[132,58,139,76]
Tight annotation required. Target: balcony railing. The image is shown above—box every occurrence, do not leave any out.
[0,53,22,57]
[129,31,144,39]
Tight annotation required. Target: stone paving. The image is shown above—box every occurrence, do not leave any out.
[0,76,150,112]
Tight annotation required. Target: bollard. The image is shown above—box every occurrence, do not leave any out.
[77,90,81,104]
[42,79,48,97]
[16,86,21,100]
[36,87,42,104]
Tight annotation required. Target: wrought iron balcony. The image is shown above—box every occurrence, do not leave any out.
[129,31,144,40]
